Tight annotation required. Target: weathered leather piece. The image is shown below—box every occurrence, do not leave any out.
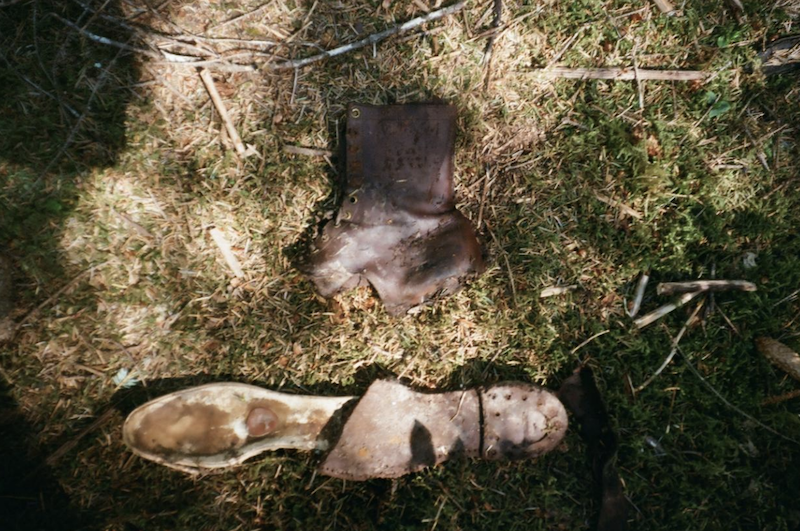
[319,379,567,480]
[481,383,569,460]
[318,380,481,480]
[300,103,484,315]
[559,367,628,531]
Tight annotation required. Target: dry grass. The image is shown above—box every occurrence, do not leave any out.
[2,0,800,530]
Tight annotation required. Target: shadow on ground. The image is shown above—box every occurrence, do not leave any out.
[1,2,140,529]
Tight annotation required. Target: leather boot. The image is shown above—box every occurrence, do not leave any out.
[122,379,568,478]
[299,103,484,315]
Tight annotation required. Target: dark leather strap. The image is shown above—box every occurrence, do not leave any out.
[559,367,628,531]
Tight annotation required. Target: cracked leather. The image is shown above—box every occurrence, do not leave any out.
[319,379,568,480]
[300,103,484,315]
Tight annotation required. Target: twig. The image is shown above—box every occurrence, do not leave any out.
[570,329,610,355]
[482,0,502,89]
[635,303,703,393]
[112,208,154,241]
[627,273,649,317]
[546,27,586,68]
[0,51,79,117]
[743,124,770,172]
[197,67,249,157]
[210,228,245,278]
[36,47,125,182]
[656,280,757,295]
[45,408,116,467]
[476,168,491,229]
[772,288,800,308]
[269,1,466,70]
[283,145,334,157]
[21,407,116,485]
[206,2,276,33]
[55,14,162,58]
[634,291,702,329]
[540,285,578,298]
[595,193,643,219]
[484,220,518,309]
[57,14,254,71]
[762,389,800,406]
[651,0,677,15]
[680,348,799,445]
[632,43,644,110]
[534,67,707,81]
[715,305,740,337]
[16,262,108,330]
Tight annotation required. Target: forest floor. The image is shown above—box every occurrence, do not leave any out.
[1,1,800,530]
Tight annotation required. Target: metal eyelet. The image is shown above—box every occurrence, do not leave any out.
[351,107,361,118]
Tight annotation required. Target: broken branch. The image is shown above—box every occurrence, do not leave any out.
[596,192,643,219]
[651,0,677,15]
[269,1,465,70]
[635,302,703,393]
[762,389,800,406]
[656,280,756,296]
[197,67,249,157]
[627,273,649,318]
[534,67,707,81]
[540,285,578,298]
[283,145,335,157]
[634,291,702,329]
[210,228,245,278]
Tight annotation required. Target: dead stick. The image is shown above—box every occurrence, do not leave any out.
[16,262,108,330]
[484,220,518,309]
[269,1,465,70]
[45,408,116,467]
[534,67,707,81]
[635,303,703,393]
[210,228,245,278]
[762,389,800,406]
[656,280,756,296]
[634,291,702,329]
[596,192,643,219]
[482,0,502,89]
[283,145,334,157]
[651,0,677,15]
[197,67,247,157]
[540,285,578,298]
[627,273,649,317]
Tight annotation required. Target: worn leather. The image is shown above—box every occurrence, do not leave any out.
[319,379,568,480]
[122,383,355,471]
[301,103,484,315]
[559,367,628,531]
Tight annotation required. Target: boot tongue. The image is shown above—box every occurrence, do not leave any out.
[343,103,457,219]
